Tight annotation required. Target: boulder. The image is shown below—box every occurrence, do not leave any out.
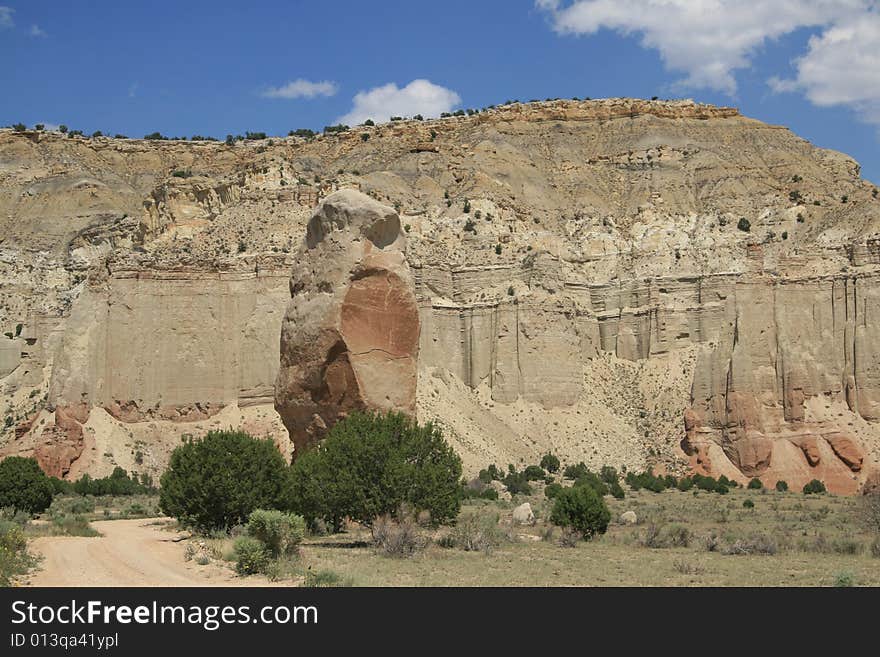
[274,190,420,455]
[512,502,535,525]
[620,510,637,524]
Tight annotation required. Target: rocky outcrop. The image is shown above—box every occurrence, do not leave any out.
[274,190,420,453]
[33,404,89,478]
[3,98,880,490]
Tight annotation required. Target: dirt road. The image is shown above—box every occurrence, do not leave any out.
[26,518,279,587]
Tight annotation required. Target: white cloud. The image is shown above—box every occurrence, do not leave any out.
[536,0,872,95]
[769,12,880,126]
[29,24,46,37]
[336,79,461,125]
[262,79,338,100]
[0,6,14,28]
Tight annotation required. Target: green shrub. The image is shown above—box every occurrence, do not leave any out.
[73,467,151,496]
[49,513,99,537]
[574,472,609,497]
[246,509,305,558]
[549,485,610,540]
[0,520,35,586]
[286,412,461,529]
[0,456,54,514]
[502,471,532,496]
[69,497,95,514]
[540,453,560,473]
[775,480,789,492]
[233,536,269,575]
[803,479,827,495]
[448,513,504,553]
[371,513,425,558]
[544,482,563,500]
[747,478,764,490]
[563,462,590,481]
[303,569,351,587]
[599,466,618,485]
[160,430,287,532]
[677,477,694,492]
[626,470,668,493]
[834,571,855,587]
[609,480,626,499]
[522,465,545,481]
[743,499,755,509]
[737,217,751,232]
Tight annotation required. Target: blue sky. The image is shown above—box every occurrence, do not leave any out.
[2,0,878,183]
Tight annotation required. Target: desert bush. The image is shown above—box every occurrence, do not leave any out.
[701,531,720,552]
[775,480,789,492]
[48,514,99,537]
[558,527,580,548]
[73,467,151,496]
[550,485,610,540]
[246,509,306,558]
[599,466,618,485]
[502,471,532,496]
[523,465,545,481]
[563,462,590,481]
[858,491,880,533]
[834,571,855,587]
[68,497,95,514]
[803,479,827,495]
[665,524,692,547]
[303,569,351,587]
[233,536,269,575]
[544,482,563,500]
[722,534,777,555]
[371,513,426,558]
[870,537,880,558]
[448,513,504,553]
[737,217,751,232]
[747,478,763,490]
[743,499,755,509]
[0,520,35,586]
[639,523,666,548]
[160,430,287,532]
[609,480,626,499]
[677,477,694,492]
[799,534,861,555]
[574,472,609,497]
[540,453,560,473]
[626,470,668,493]
[673,558,704,575]
[0,456,54,514]
[285,412,462,529]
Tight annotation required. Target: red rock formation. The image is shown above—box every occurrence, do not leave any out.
[274,190,419,455]
[32,404,89,478]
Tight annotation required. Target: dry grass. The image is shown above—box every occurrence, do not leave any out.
[294,487,880,586]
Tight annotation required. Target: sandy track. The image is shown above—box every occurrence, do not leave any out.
[26,518,280,587]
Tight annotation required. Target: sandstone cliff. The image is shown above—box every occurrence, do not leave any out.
[2,97,880,492]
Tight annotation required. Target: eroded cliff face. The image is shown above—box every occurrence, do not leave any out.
[2,97,880,491]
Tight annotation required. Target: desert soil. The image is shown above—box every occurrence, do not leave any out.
[25,518,279,587]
